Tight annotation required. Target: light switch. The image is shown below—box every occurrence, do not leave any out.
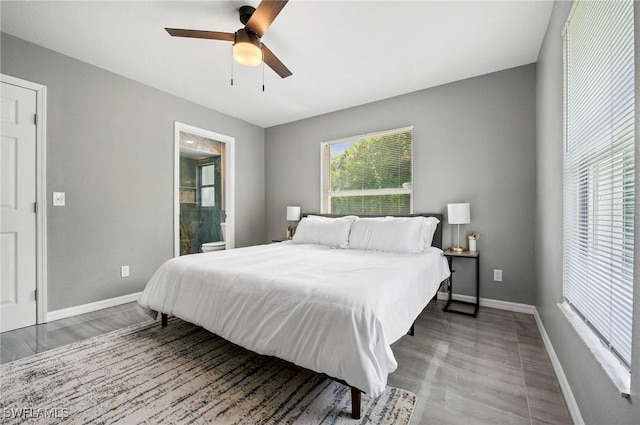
[53,192,65,207]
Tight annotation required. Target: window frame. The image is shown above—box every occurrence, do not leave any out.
[199,163,216,208]
[560,0,634,396]
[319,126,414,214]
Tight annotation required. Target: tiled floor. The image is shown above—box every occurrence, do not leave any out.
[1,300,572,425]
[389,302,573,425]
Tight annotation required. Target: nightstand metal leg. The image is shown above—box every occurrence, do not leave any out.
[474,254,480,317]
[443,250,480,318]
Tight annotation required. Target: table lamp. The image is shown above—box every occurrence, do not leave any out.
[447,203,470,252]
[286,206,301,239]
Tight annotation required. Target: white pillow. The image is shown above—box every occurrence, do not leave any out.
[292,215,357,248]
[348,216,440,253]
[421,216,440,247]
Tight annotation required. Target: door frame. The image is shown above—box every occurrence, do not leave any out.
[1,73,48,324]
[173,121,235,257]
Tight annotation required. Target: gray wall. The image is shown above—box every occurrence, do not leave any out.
[1,33,266,311]
[265,64,537,305]
[535,1,640,424]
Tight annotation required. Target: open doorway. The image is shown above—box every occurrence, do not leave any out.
[174,122,235,257]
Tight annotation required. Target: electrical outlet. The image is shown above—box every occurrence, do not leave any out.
[121,265,130,278]
[53,192,65,206]
[494,269,503,282]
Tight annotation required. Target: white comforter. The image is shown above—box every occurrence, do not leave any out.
[138,242,450,397]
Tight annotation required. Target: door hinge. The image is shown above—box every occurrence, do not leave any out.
[34,202,37,213]
[34,114,38,125]
[34,289,37,301]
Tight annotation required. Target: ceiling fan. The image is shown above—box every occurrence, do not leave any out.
[165,0,292,79]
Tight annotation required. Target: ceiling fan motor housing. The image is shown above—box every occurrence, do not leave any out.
[239,6,256,26]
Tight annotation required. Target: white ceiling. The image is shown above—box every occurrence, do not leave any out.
[1,1,553,128]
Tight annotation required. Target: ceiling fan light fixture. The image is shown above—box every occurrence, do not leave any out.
[166,1,291,78]
[233,29,262,67]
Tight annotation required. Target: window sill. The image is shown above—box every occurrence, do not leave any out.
[558,302,630,398]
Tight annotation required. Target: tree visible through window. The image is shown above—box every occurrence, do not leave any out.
[321,127,412,215]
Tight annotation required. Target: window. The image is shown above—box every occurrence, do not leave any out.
[321,127,413,215]
[200,164,215,207]
[563,0,634,368]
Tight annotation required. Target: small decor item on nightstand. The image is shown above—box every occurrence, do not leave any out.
[468,231,479,252]
[447,203,470,252]
[286,206,301,240]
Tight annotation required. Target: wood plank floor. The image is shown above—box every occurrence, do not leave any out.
[1,300,572,425]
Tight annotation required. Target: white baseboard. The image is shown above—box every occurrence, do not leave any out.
[436,291,536,314]
[534,310,586,425]
[46,292,141,322]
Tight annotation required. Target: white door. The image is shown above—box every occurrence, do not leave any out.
[1,81,37,332]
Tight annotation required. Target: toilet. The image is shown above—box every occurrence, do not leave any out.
[201,222,226,252]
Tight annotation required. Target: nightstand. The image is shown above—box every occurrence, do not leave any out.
[443,249,480,318]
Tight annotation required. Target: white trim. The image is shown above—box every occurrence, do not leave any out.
[0,74,48,325]
[173,122,235,257]
[323,125,414,146]
[562,0,580,37]
[558,302,631,397]
[46,292,142,323]
[535,308,586,425]
[436,292,536,314]
[328,188,412,198]
[320,142,329,213]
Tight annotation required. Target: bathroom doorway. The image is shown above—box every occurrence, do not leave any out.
[174,122,235,257]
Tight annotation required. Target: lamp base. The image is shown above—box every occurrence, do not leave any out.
[450,246,464,253]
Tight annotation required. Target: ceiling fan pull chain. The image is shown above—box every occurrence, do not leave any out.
[262,53,265,92]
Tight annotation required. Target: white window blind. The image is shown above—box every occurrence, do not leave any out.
[321,127,412,215]
[563,0,635,367]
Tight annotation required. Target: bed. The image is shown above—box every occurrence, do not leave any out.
[138,213,450,419]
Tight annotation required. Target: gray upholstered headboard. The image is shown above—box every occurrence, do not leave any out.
[302,213,444,250]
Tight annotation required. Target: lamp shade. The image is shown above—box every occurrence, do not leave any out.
[447,203,470,224]
[286,206,301,221]
[233,29,262,67]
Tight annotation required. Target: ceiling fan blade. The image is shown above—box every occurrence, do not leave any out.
[262,43,292,78]
[165,28,235,42]
[245,0,288,38]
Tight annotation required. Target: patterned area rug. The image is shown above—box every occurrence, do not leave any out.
[1,318,416,424]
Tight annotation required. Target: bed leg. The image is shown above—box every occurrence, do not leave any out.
[351,387,361,419]
[161,313,168,327]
